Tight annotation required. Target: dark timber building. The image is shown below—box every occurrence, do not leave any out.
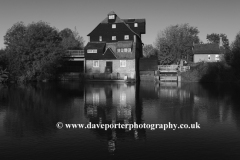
[84,11,146,81]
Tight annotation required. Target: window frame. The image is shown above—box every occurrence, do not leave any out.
[208,55,211,60]
[112,36,116,40]
[124,35,129,40]
[109,15,115,19]
[112,24,116,28]
[134,23,138,27]
[87,49,97,53]
[120,60,126,67]
[99,36,102,41]
[93,60,99,67]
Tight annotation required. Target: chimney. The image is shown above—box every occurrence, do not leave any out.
[219,37,223,48]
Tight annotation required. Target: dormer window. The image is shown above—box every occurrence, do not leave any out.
[112,24,116,28]
[109,15,115,19]
[134,23,138,27]
[124,35,129,40]
[99,36,102,41]
[112,36,116,40]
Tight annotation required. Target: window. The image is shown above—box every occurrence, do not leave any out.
[127,48,131,52]
[87,49,97,53]
[124,35,129,40]
[124,48,128,52]
[120,60,126,67]
[93,60,99,67]
[99,36,102,41]
[117,49,120,52]
[215,54,219,61]
[93,93,99,105]
[109,15,115,19]
[134,23,138,27]
[112,36,116,40]
[208,55,211,60]
[112,24,116,28]
[121,48,124,52]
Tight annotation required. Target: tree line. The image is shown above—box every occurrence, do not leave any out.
[0,21,84,82]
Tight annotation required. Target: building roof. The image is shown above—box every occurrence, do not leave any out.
[122,19,145,23]
[193,43,221,54]
[87,11,143,40]
[85,42,105,50]
[102,48,117,60]
[84,41,135,60]
[117,41,133,48]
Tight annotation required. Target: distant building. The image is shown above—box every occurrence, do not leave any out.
[193,38,224,63]
[84,11,146,81]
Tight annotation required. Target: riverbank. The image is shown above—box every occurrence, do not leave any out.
[181,62,239,85]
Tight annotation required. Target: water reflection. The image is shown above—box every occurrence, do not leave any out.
[84,83,145,155]
[1,82,240,159]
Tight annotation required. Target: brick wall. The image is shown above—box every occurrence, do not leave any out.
[86,59,136,79]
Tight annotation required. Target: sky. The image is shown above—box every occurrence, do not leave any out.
[0,0,240,49]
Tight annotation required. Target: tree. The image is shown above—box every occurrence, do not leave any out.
[206,33,229,47]
[230,32,240,79]
[155,23,200,64]
[143,44,158,58]
[4,21,65,81]
[0,49,8,69]
[59,27,84,50]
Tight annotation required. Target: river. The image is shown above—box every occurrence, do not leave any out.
[0,82,240,159]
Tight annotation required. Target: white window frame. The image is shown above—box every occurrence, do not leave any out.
[87,49,97,53]
[109,15,115,19]
[215,54,219,61]
[134,23,138,27]
[120,60,126,67]
[112,24,116,28]
[112,36,116,40]
[208,55,211,60]
[120,48,124,52]
[93,60,99,67]
[124,35,129,40]
[93,93,99,105]
[99,36,102,41]
[124,48,128,52]
[127,48,131,52]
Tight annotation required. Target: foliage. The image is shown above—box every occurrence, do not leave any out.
[143,44,158,58]
[59,27,84,50]
[0,49,8,69]
[206,33,229,48]
[181,62,234,83]
[155,23,200,65]
[4,21,65,81]
[229,32,240,80]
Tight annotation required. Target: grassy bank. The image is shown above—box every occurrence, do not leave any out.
[181,62,238,84]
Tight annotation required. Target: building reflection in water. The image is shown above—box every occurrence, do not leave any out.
[84,83,145,154]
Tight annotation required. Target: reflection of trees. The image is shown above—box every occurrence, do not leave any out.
[2,82,84,137]
[139,81,240,126]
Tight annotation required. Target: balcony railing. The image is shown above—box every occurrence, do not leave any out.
[158,65,190,72]
[65,50,84,57]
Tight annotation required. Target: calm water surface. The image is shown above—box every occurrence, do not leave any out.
[0,82,240,159]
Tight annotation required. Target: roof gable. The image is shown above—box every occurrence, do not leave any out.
[102,48,117,59]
